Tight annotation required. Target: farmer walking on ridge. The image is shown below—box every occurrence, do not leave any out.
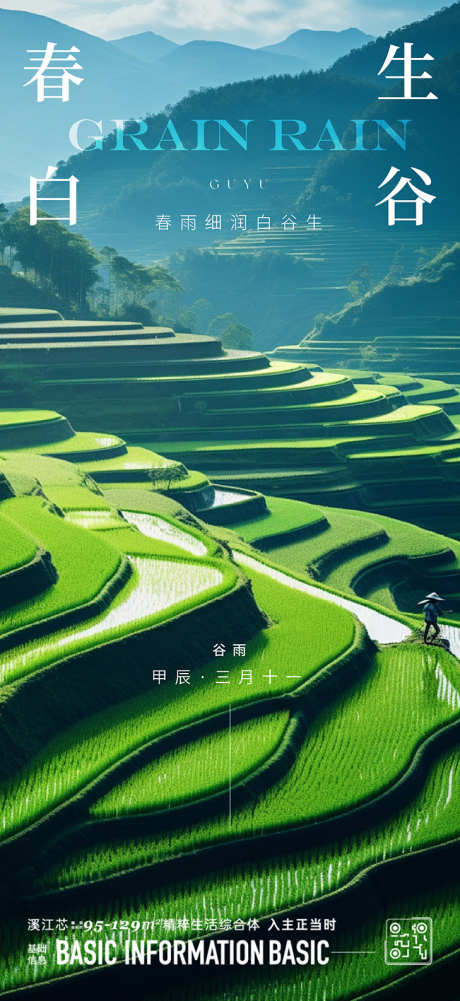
[418,591,445,644]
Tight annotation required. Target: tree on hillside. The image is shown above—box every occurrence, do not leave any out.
[347,263,374,300]
[148,463,187,492]
[0,204,8,263]
[207,312,254,349]
[98,247,181,317]
[4,207,99,309]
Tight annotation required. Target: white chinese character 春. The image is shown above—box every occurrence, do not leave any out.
[24,42,83,102]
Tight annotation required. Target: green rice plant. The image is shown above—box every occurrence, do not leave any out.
[65,509,127,531]
[94,526,206,558]
[0,408,60,427]
[121,511,211,556]
[0,554,230,690]
[43,486,111,510]
[265,499,460,619]
[0,452,87,489]
[45,643,459,881]
[3,824,458,994]
[44,739,460,894]
[0,497,121,636]
[0,566,353,839]
[231,497,326,545]
[92,712,289,817]
[79,447,179,475]
[0,512,37,574]
[351,403,442,424]
[9,431,125,457]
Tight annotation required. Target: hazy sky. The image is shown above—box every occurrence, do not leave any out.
[6,0,444,43]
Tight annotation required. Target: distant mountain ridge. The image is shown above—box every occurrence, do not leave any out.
[111,31,178,62]
[262,27,374,67]
[111,26,373,75]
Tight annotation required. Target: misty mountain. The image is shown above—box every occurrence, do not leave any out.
[300,242,460,344]
[149,40,306,95]
[111,30,178,62]
[262,27,373,69]
[330,1,460,80]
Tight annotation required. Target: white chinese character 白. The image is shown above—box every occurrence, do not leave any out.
[257,214,271,231]
[29,166,78,226]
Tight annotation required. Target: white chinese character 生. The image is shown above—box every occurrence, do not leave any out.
[30,166,78,226]
[378,42,437,100]
[376,165,435,225]
[307,213,322,231]
[24,42,83,102]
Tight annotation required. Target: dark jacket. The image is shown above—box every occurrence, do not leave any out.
[424,600,439,624]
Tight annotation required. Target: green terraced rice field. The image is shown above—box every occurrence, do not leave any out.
[92,712,289,816]
[0,560,354,839]
[0,336,460,1001]
[0,497,121,635]
[0,554,231,689]
[44,738,460,896]
[0,513,37,574]
[48,643,458,882]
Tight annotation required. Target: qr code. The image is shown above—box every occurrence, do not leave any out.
[385,918,432,966]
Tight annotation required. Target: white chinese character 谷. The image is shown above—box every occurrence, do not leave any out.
[24,42,83,102]
[282,213,296,231]
[376,165,435,225]
[29,166,78,226]
[378,42,437,100]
